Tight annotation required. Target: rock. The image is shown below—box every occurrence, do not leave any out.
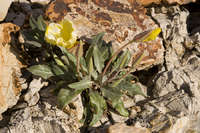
[0,0,12,21]
[166,0,196,5]
[129,90,193,132]
[0,23,20,45]
[167,114,200,133]
[0,101,81,133]
[107,123,150,133]
[153,54,200,109]
[136,0,196,6]
[24,78,48,106]
[135,0,162,6]
[151,7,200,95]
[111,112,129,123]
[45,0,164,71]
[30,0,52,5]
[0,23,25,120]
[151,6,193,70]
[191,33,200,55]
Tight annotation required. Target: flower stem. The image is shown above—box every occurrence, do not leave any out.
[101,39,135,78]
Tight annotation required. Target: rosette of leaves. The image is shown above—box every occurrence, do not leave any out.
[26,16,161,126]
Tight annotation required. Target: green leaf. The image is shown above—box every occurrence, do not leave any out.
[85,45,94,75]
[119,50,131,69]
[91,70,98,80]
[25,40,42,47]
[100,42,112,62]
[68,79,93,89]
[61,55,70,66]
[58,87,84,108]
[53,54,64,66]
[59,46,77,73]
[88,57,94,76]
[37,15,46,31]
[112,50,130,72]
[80,57,88,73]
[29,16,37,30]
[50,63,65,76]
[102,87,128,117]
[119,81,145,97]
[60,46,77,66]
[93,45,104,73]
[111,78,124,88]
[89,91,107,126]
[101,87,122,105]
[91,32,105,46]
[114,99,129,117]
[27,65,54,79]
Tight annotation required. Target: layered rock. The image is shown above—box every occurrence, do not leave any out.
[0,23,24,120]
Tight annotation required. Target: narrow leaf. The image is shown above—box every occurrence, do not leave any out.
[91,32,105,46]
[59,46,77,66]
[102,87,128,116]
[80,57,88,74]
[50,63,65,76]
[68,79,93,89]
[91,70,98,80]
[29,16,37,29]
[27,65,54,79]
[37,15,46,31]
[112,50,130,72]
[114,99,129,117]
[119,81,145,97]
[85,45,94,74]
[25,40,42,47]
[89,91,107,126]
[93,45,104,73]
[119,50,131,69]
[58,88,84,108]
[88,57,94,76]
[53,54,65,66]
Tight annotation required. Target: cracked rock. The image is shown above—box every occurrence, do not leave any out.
[0,101,81,133]
[24,78,48,106]
[0,23,26,120]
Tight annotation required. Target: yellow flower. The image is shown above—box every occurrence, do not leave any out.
[133,28,161,42]
[45,20,77,49]
[142,28,161,42]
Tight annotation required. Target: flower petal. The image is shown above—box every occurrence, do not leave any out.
[45,19,77,49]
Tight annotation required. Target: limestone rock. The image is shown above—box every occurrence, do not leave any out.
[0,23,25,120]
[166,0,196,5]
[45,0,164,71]
[0,0,12,21]
[30,0,52,5]
[0,101,81,133]
[136,0,196,6]
[24,78,48,106]
[151,6,193,70]
[107,123,150,133]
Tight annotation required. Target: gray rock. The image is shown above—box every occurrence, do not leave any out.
[0,101,81,133]
[151,6,193,70]
[107,123,150,133]
[153,54,200,98]
[24,78,48,106]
